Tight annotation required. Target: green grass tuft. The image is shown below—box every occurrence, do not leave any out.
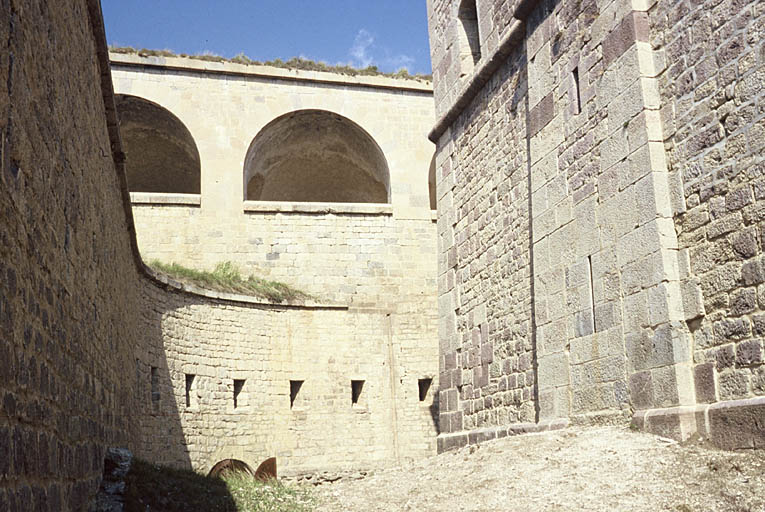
[148,260,310,303]
[226,472,316,512]
[125,458,315,512]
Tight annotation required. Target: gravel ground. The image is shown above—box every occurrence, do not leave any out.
[315,426,765,512]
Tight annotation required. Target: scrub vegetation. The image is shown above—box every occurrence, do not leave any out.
[109,46,433,82]
[148,260,309,303]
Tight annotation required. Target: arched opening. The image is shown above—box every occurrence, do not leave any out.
[208,459,255,479]
[244,110,390,203]
[429,154,437,211]
[115,94,201,194]
[457,0,481,75]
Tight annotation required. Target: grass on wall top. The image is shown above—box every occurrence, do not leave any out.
[148,260,309,304]
[109,46,433,82]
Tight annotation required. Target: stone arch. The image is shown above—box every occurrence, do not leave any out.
[429,154,437,211]
[244,110,390,203]
[115,94,201,194]
[208,459,255,479]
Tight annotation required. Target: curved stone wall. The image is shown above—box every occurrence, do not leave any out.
[136,277,437,474]
[112,56,441,471]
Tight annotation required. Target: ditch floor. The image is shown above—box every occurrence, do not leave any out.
[316,426,765,512]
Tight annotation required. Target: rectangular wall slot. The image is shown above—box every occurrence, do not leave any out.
[233,379,245,409]
[587,255,596,331]
[290,380,303,409]
[150,366,159,406]
[185,374,195,408]
[351,380,364,405]
[572,67,582,115]
[418,378,433,402]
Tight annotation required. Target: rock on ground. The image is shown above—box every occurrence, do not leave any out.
[315,426,765,512]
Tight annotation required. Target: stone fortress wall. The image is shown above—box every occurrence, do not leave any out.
[2,0,440,507]
[428,0,764,450]
[111,55,441,475]
[0,1,144,509]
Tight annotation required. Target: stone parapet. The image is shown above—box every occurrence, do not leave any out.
[110,52,434,94]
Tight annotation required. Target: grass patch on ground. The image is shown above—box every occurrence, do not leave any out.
[125,458,316,512]
[109,46,432,82]
[148,260,309,303]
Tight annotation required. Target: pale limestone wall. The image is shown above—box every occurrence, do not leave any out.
[429,0,764,449]
[129,204,436,307]
[113,57,441,470]
[136,278,438,475]
[111,54,435,220]
[650,0,765,428]
[112,55,438,308]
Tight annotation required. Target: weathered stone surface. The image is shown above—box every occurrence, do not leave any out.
[1,0,141,506]
[429,0,763,445]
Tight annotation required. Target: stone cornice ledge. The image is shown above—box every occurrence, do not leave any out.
[130,192,201,206]
[428,0,540,143]
[243,201,393,215]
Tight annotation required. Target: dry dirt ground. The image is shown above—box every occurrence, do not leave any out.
[315,426,765,512]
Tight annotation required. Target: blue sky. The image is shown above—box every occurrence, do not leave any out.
[102,1,433,75]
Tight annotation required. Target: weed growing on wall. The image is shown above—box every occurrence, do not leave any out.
[148,260,310,303]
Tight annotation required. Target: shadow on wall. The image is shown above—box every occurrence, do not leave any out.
[133,284,271,474]
[430,392,440,434]
[429,154,437,211]
[116,94,202,194]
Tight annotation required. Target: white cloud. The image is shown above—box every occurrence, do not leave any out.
[348,28,417,72]
[350,29,375,68]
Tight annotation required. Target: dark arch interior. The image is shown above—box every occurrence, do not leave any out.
[429,155,437,210]
[244,110,390,203]
[116,95,201,194]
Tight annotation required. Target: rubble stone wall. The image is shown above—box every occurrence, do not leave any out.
[651,0,765,403]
